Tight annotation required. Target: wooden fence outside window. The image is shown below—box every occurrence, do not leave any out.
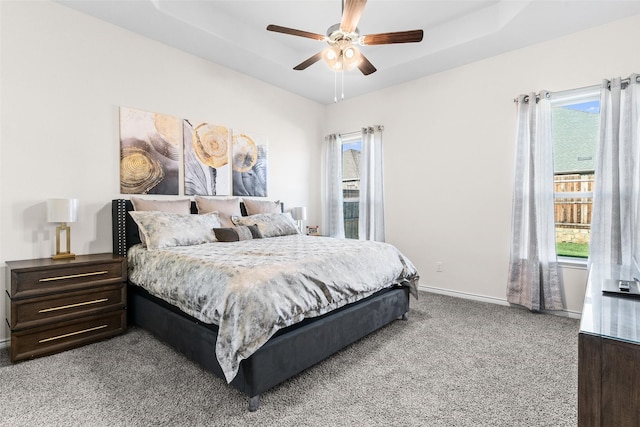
[554,173,594,244]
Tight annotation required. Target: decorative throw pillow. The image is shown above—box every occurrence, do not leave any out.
[131,197,192,246]
[129,211,221,250]
[213,225,263,242]
[195,196,242,227]
[242,199,281,215]
[232,212,299,238]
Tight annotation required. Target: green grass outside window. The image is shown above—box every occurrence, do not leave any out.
[556,242,589,258]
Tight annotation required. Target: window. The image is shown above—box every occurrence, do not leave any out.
[551,89,600,258]
[342,135,361,239]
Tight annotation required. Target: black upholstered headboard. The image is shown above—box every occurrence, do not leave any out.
[112,199,282,257]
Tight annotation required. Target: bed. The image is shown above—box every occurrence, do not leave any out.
[111,199,418,411]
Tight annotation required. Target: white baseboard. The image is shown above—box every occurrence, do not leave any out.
[419,284,582,320]
[0,338,9,350]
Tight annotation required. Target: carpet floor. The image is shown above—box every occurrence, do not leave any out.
[0,292,579,426]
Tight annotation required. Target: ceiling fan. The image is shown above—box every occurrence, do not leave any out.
[266,0,423,76]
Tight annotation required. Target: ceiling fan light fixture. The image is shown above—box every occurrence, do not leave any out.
[267,0,424,81]
[342,45,361,70]
[322,45,341,70]
[344,46,355,59]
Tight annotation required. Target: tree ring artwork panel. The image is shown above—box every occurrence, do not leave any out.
[183,119,231,196]
[119,107,180,195]
[232,131,268,197]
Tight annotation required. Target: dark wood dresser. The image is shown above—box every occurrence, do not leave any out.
[5,253,127,362]
[578,264,640,426]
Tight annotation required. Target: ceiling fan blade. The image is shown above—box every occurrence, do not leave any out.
[361,29,424,45]
[340,0,367,33]
[267,24,325,41]
[293,52,323,70]
[357,53,376,76]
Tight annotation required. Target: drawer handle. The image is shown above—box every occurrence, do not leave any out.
[39,298,109,314]
[39,324,108,343]
[39,271,109,282]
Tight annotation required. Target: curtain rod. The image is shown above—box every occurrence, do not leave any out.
[513,92,550,104]
[513,74,640,103]
[340,131,361,138]
[607,74,640,90]
[339,126,384,138]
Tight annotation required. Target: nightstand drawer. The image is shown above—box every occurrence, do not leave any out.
[10,310,126,362]
[9,284,126,330]
[9,258,125,298]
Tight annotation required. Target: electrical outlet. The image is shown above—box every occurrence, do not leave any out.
[436,262,443,272]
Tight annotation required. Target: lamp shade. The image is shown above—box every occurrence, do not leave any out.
[341,45,361,71]
[291,206,307,221]
[322,46,341,70]
[47,198,79,223]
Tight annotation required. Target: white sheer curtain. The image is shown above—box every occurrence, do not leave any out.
[323,133,345,238]
[507,92,563,311]
[590,74,640,267]
[359,126,385,242]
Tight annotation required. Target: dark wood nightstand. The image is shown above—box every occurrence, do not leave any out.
[5,253,127,362]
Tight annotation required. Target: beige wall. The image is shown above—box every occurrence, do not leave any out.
[0,1,325,342]
[325,13,640,315]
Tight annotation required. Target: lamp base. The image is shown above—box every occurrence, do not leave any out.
[53,223,75,260]
[52,252,76,260]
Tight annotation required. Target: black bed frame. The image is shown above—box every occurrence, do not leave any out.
[112,199,410,411]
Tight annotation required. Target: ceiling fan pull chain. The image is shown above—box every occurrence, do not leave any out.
[334,69,338,103]
[341,69,345,100]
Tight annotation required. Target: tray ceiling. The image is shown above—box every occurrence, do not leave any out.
[55,0,640,104]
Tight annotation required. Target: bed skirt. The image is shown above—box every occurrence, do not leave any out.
[127,283,409,410]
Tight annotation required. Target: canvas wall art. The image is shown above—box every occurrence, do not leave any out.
[232,131,268,197]
[183,120,231,196]
[119,107,180,195]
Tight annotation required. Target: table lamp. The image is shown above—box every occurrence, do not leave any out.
[291,206,307,233]
[47,198,78,259]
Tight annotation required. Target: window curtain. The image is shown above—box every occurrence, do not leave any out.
[359,126,385,242]
[590,74,639,267]
[323,133,345,238]
[507,92,563,312]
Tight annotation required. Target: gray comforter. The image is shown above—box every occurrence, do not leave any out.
[127,235,419,382]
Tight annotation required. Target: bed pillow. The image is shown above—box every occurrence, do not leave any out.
[213,225,262,242]
[195,196,241,227]
[232,212,299,238]
[129,211,221,250]
[131,197,192,246]
[242,199,281,215]
[131,197,191,214]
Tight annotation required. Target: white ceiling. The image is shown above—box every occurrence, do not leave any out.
[55,0,640,105]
